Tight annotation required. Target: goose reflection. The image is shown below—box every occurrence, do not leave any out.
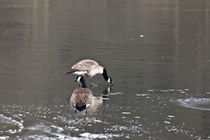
[102,85,112,100]
[70,76,112,114]
[70,76,93,114]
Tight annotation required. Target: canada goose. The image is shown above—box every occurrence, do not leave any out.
[70,76,93,113]
[66,59,113,85]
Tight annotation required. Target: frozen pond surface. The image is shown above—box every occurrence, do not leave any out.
[0,0,210,139]
[176,98,210,111]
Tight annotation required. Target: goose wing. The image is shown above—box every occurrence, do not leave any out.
[71,59,99,71]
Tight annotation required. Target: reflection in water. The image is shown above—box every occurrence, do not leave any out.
[70,87,93,113]
[70,86,111,115]
[70,76,93,114]
[102,85,112,99]
[70,75,108,116]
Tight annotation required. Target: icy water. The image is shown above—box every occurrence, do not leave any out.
[0,0,210,139]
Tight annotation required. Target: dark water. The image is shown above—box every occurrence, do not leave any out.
[0,0,210,139]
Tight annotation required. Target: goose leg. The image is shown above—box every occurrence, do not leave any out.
[88,76,94,88]
[85,109,88,115]
[89,77,98,88]
[74,110,78,120]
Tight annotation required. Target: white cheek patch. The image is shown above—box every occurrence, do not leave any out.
[107,87,111,93]
[86,104,91,108]
[76,76,81,82]
[73,71,87,75]
[107,78,111,83]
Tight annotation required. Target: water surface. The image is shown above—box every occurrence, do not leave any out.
[0,0,210,139]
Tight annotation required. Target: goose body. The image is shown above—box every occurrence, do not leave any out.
[70,76,93,112]
[67,59,112,84]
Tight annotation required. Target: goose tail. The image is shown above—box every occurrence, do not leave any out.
[66,69,77,74]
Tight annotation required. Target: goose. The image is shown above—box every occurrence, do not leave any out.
[66,59,113,85]
[70,76,93,113]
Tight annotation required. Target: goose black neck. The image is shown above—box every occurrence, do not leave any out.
[102,68,109,81]
[80,76,87,88]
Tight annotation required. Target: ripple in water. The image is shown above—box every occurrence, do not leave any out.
[175,98,210,111]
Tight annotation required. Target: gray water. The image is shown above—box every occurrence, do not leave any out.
[0,0,210,139]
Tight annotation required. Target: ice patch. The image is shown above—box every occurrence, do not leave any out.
[0,136,9,140]
[148,89,154,92]
[160,90,169,92]
[136,93,148,97]
[109,92,123,96]
[80,133,121,139]
[0,114,24,134]
[122,112,131,115]
[163,121,171,124]
[167,115,175,119]
[175,98,210,111]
